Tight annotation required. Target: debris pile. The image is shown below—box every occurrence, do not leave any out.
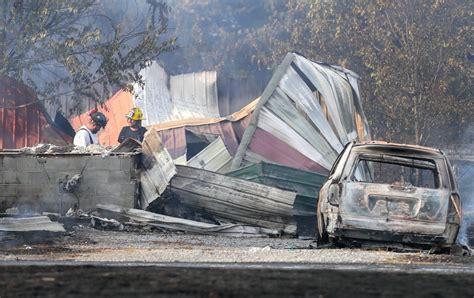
[1,52,469,252]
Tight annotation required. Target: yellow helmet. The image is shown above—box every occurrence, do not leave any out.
[126,107,145,121]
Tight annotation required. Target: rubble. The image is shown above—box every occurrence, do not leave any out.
[90,216,124,231]
[169,165,297,234]
[18,143,116,155]
[0,216,65,233]
[1,52,470,253]
[97,204,279,237]
[139,128,177,209]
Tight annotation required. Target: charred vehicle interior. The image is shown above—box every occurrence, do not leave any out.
[317,142,461,249]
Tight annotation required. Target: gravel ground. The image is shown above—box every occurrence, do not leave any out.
[1,225,472,265]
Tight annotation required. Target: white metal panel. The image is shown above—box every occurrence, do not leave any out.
[278,66,344,153]
[133,63,220,125]
[187,137,233,173]
[173,153,187,165]
[258,107,333,169]
[265,87,339,161]
[170,71,220,120]
[295,57,360,143]
[0,216,66,232]
[140,128,177,208]
[133,61,173,125]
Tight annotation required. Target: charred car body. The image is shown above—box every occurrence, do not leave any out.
[318,142,461,248]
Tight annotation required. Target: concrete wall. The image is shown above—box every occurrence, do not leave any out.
[0,153,139,214]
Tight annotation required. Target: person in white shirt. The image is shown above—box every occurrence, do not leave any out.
[73,111,107,147]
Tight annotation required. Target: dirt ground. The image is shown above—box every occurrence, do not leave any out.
[1,225,473,266]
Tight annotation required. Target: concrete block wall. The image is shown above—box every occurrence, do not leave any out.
[0,153,139,214]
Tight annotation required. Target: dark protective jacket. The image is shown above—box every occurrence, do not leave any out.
[118,126,147,143]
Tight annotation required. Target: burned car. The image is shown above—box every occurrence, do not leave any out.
[317,142,461,248]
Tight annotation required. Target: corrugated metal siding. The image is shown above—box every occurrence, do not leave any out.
[151,98,256,161]
[226,161,327,216]
[187,137,233,173]
[134,62,174,125]
[69,90,134,146]
[233,53,370,171]
[156,128,187,158]
[171,165,297,234]
[0,77,70,149]
[140,128,177,208]
[247,128,329,175]
[155,120,245,161]
[170,71,219,119]
[133,62,220,124]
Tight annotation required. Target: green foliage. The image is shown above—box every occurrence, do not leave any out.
[250,0,473,146]
[0,0,176,110]
[166,0,472,146]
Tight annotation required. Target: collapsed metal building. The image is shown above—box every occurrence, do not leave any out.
[1,53,372,238]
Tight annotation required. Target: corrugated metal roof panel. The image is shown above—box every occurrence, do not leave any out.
[170,71,219,119]
[247,128,329,175]
[148,97,258,131]
[140,129,177,209]
[232,53,370,171]
[133,62,174,125]
[156,127,187,159]
[187,137,233,173]
[151,98,257,161]
[155,119,245,161]
[133,62,221,125]
[226,161,327,216]
[171,165,297,234]
[0,77,71,149]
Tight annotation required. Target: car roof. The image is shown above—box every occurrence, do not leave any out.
[352,141,445,158]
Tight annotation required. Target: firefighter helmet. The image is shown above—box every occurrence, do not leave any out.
[90,112,107,128]
[126,107,145,121]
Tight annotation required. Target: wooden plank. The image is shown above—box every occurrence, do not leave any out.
[0,216,65,232]
[97,204,279,237]
[140,128,177,208]
[170,165,297,234]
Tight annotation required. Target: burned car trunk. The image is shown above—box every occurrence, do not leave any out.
[318,142,461,248]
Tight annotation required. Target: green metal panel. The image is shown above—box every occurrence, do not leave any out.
[227,161,327,216]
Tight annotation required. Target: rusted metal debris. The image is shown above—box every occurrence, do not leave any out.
[97,204,279,237]
[169,165,297,234]
[139,128,177,209]
[0,216,65,233]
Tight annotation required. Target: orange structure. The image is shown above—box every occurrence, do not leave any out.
[69,90,134,146]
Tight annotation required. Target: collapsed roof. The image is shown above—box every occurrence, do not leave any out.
[231,52,370,174]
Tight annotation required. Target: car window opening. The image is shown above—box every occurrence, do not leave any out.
[352,157,439,189]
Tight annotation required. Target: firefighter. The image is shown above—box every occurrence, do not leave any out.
[118,107,148,143]
[73,111,108,147]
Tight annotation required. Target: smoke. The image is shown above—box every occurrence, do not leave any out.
[17,0,171,117]
[452,123,474,249]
